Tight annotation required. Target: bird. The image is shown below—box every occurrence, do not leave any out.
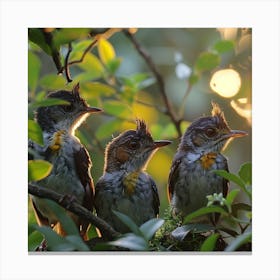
[29,83,102,241]
[168,102,247,223]
[94,119,171,234]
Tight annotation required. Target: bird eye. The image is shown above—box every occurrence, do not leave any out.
[128,141,140,149]
[205,127,217,138]
[62,104,74,112]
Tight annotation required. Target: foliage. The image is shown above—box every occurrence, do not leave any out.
[28,28,252,252]
[29,200,89,251]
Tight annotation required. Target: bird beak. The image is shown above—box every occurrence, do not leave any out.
[226,130,248,139]
[153,140,172,149]
[85,106,103,114]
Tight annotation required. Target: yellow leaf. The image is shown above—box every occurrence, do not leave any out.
[98,38,115,65]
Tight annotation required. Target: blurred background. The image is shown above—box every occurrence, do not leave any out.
[28,28,251,230]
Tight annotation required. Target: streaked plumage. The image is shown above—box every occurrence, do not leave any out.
[94,120,171,234]
[168,102,247,222]
[29,83,102,240]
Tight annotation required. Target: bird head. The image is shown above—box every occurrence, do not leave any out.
[36,83,102,133]
[104,119,171,173]
[180,102,247,154]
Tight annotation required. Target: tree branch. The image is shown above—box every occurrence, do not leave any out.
[64,42,73,83]
[67,28,122,67]
[42,29,63,74]
[123,29,182,137]
[28,184,119,240]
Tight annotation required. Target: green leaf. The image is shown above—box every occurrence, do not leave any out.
[71,39,93,53]
[65,235,89,251]
[32,202,89,251]
[28,28,51,55]
[98,38,116,65]
[28,120,43,146]
[213,170,251,199]
[225,231,251,252]
[103,100,132,118]
[76,53,104,76]
[109,233,148,251]
[106,57,122,74]
[34,225,85,251]
[195,52,220,72]
[28,160,52,181]
[119,73,155,91]
[184,206,227,224]
[171,224,215,241]
[39,74,66,90]
[74,71,103,83]
[213,40,235,54]
[200,233,219,251]
[226,189,240,206]
[28,51,41,92]
[34,225,66,250]
[213,170,245,188]
[53,28,91,47]
[171,225,192,241]
[150,123,177,139]
[112,210,143,236]
[95,119,122,140]
[82,82,116,98]
[43,200,79,236]
[139,218,164,241]
[238,162,252,185]
[28,226,44,251]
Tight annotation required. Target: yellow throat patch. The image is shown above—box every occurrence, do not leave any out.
[123,171,140,196]
[200,152,217,169]
[49,130,66,152]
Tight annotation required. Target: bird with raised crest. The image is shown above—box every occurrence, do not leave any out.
[94,120,171,234]
[168,102,247,223]
[29,83,102,243]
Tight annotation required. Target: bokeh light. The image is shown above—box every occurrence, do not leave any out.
[210,68,241,98]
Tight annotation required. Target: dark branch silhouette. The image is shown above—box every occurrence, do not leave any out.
[42,29,63,74]
[123,29,182,137]
[64,42,73,83]
[28,184,119,240]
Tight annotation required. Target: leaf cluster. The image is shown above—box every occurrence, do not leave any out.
[28,28,251,252]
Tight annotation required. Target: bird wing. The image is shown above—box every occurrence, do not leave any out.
[150,177,160,216]
[73,146,95,237]
[167,157,182,202]
[216,156,229,198]
[223,167,229,198]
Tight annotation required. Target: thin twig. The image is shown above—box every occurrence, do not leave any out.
[28,184,119,240]
[179,82,193,118]
[42,29,63,74]
[67,28,122,67]
[68,39,98,66]
[64,42,73,83]
[123,29,182,137]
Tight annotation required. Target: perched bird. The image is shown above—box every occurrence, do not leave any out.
[168,102,247,223]
[29,83,102,240]
[94,120,171,234]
